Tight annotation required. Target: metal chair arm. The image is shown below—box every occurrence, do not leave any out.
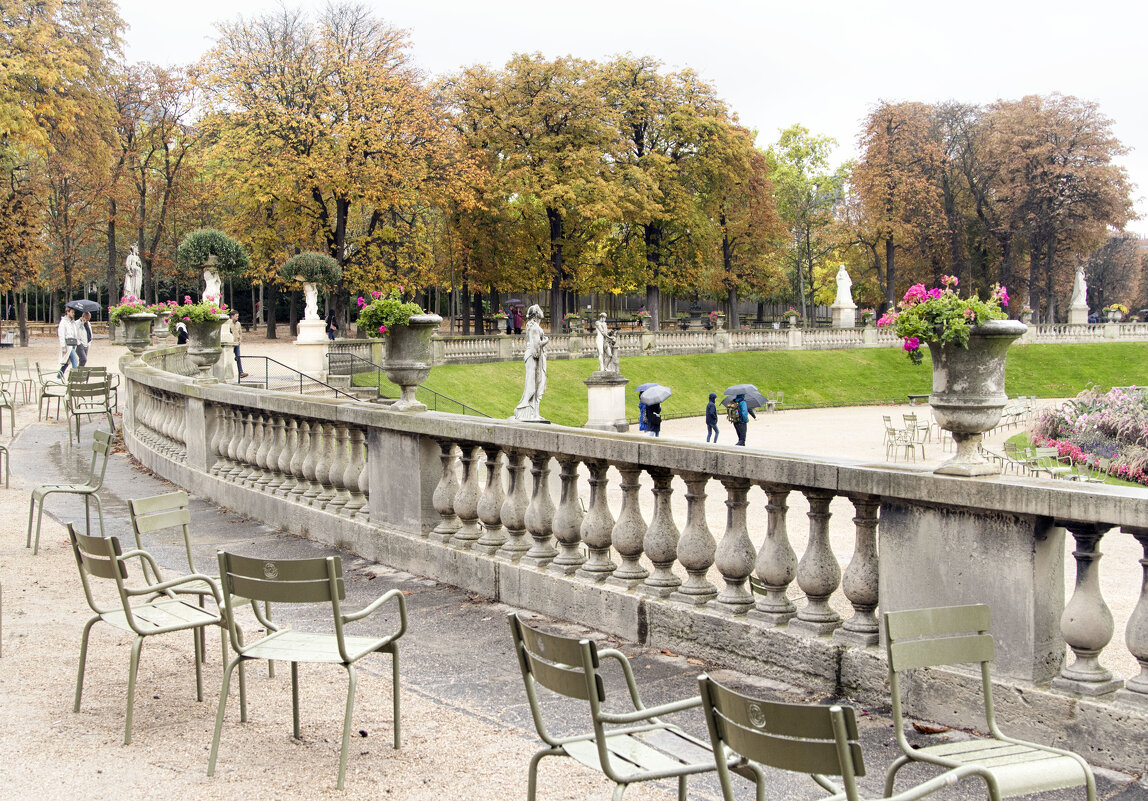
[595,694,703,725]
[342,588,407,638]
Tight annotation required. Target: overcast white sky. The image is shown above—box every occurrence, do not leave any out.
[116,0,1148,229]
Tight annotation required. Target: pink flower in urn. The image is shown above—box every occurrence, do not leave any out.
[941,274,959,287]
[370,290,383,299]
[901,284,927,307]
[183,316,191,322]
[877,311,898,327]
[378,324,387,334]
[992,284,1010,306]
[903,336,920,352]
[184,295,193,304]
[927,288,943,300]
[357,296,366,308]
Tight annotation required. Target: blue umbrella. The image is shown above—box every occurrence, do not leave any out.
[635,382,658,393]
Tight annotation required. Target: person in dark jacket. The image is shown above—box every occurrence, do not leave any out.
[732,393,756,446]
[705,392,719,442]
[646,402,662,437]
[326,311,338,341]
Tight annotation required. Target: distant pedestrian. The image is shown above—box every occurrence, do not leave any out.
[705,392,719,442]
[326,310,338,341]
[229,310,248,378]
[76,311,93,366]
[512,305,524,335]
[729,393,756,447]
[175,321,188,345]
[56,306,79,379]
[646,402,662,438]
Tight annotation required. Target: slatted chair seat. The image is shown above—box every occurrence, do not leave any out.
[884,604,1096,801]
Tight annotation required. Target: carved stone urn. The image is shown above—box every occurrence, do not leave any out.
[928,319,1027,476]
[186,314,231,378]
[119,313,157,356]
[383,313,442,412]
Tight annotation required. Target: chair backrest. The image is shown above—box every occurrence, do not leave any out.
[128,491,196,576]
[883,604,995,739]
[65,522,137,624]
[85,429,113,487]
[69,377,111,402]
[216,550,348,655]
[508,612,606,748]
[698,673,864,801]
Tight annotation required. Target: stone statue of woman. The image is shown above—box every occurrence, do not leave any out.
[514,305,549,422]
[123,245,143,300]
[834,265,854,307]
[1070,263,1087,307]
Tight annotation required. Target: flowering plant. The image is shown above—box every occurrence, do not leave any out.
[635,309,651,318]
[708,309,726,320]
[877,275,1009,365]
[1104,303,1129,315]
[860,308,875,317]
[562,311,581,321]
[786,306,800,317]
[355,288,424,337]
[492,309,508,320]
[161,296,230,334]
[109,296,159,326]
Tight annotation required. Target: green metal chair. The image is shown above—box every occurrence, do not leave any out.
[66,374,115,445]
[884,604,1096,801]
[12,356,36,404]
[509,611,750,801]
[66,522,226,745]
[697,673,984,801]
[35,361,67,420]
[208,551,407,790]
[27,428,111,554]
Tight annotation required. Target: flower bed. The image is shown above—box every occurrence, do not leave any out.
[1032,386,1148,485]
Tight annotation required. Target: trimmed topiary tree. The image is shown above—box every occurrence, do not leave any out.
[177,229,249,301]
[279,252,342,321]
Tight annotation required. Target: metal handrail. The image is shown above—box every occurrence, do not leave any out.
[238,356,358,400]
[326,351,491,418]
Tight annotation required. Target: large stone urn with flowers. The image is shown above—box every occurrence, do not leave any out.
[110,303,157,356]
[882,276,1024,476]
[357,289,440,412]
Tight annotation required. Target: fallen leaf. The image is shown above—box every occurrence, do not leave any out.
[660,649,678,657]
[913,722,951,734]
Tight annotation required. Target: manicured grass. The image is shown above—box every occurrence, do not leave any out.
[1004,431,1144,488]
[362,342,1148,428]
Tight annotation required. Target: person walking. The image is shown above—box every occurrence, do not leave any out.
[56,306,80,379]
[75,311,94,366]
[175,321,188,345]
[512,305,524,335]
[326,310,338,341]
[229,310,248,378]
[705,392,719,442]
[646,401,662,438]
[730,392,756,447]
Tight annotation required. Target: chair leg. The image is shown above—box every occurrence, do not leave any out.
[884,755,911,797]
[91,493,105,537]
[32,495,47,555]
[677,775,687,801]
[337,664,358,790]
[25,495,36,549]
[291,661,301,739]
[73,615,99,712]
[193,626,204,702]
[124,635,144,745]
[207,656,241,777]
[612,782,629,801]
[526,748,563,801]
[391,646,400,749]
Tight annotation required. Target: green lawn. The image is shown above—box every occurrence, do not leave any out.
[361,342,1148,428]
[1004,432,1144,488]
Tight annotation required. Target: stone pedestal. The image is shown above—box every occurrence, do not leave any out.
[831,303,856,329]
[295,319,328,376]
[584,372,629,432]
[1068,304,1089,325]
[214,345,236,381]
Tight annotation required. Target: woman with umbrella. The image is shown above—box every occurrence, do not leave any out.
[723,383,763,447]
[639,384,671,438]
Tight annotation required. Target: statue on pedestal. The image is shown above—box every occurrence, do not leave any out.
[1070,263,1087,308]
[514,305,549,422]
[595,313,619,373]
[123,245,143,300]
[833,265,854,307]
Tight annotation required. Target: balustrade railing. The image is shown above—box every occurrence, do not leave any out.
[119,350,1148,770]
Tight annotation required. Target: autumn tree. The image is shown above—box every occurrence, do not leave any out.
[852,101,945,309]
[1083,232,1142,313]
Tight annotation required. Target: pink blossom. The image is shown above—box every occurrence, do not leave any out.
[927,288,943,300]
[357,296,366,308]
[183,316,190,322]
[964,308,976,321]
[184,295,192,304]
[378,324,387,334]
[941,274,958,287]
[371,290,383,299]
[993,284,1010,306]
[903,336,920,351]
[877,311,898,328]
[902,284,927,306]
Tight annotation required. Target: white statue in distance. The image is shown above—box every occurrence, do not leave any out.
[123,244,143,300]
[203,262,223,302]
[833,265,854,307]
[514,304,549,422]
[303,282,320,320]
[595,313,619,373]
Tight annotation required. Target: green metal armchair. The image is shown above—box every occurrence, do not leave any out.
[697,673,984,801]
[66,374,115,444]
[66,523,227,745]
[27,428,111,554]
[208,551,407,790]
[509,611,750,801]
[884,604,1096,801]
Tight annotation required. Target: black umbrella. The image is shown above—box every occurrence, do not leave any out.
[65,299,101,314]
[504,298,524,306]
[722,387,767,409]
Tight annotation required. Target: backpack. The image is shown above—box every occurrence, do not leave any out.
[727,403,741,424]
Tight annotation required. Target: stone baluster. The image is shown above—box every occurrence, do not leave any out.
[1116,527,1148,710]
[208,407,228,475]
[522,453,556,566]
[751,485,797,624]
[355,435,370,523]
[497,450,530,560]
[136,390,153,446]
[431,440,460,541]
[254,415,276,491]
[714,479,755,614]
[274,418,296,496]
[671,472,715,605]
[549,457,585,574]
[289,420,311,500]
[300,421,322,506]
[475,446,506,553]
[325,425,350,515]
[607,466,648,586]
[640,470,681,596]
[341,428,366,518]
[233,412,254,484]
[790,490,841,636]
[312,423,336,508]
[576,460,616,581]
[834,496,880,646]
[1052,522,1122,696]
[244,414,265,488]
[451,443,483,548]
[223,409,244,481]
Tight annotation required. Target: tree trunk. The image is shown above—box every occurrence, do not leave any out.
[17,295,27,347]
[461,278,471,335]
[547,207,565,325]
[644,222,662,331]
[265,281,278,339]
[885,235,896,309]
[289,292,298,337]
[472,289,484,335]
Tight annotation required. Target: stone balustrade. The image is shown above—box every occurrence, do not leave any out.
[120,353,1148,771]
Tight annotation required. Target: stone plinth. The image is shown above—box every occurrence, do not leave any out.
[214,345,236,381]
[295,319,328,376]
[584,372,629,432]
[1068,304,1089,325]
[831,304,856,329]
